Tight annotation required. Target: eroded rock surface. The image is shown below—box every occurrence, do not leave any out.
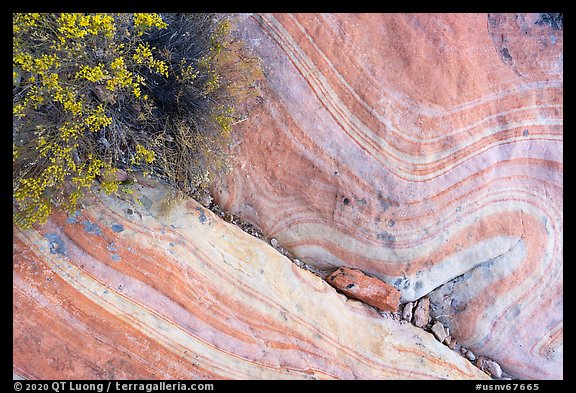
[214,13,563,379]
[13,180,487,380]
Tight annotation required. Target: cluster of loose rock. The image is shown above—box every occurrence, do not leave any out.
[399,297,512,380]
[209,203,267,240]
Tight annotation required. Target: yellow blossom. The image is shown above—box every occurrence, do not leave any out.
[134,144,155,164]
[133,13,167,36]
[76,63,109,82]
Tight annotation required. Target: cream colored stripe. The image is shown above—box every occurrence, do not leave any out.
[285,185,560,257]
[257,15,562,180]
[16,230,309,380]
[288,15,562,143]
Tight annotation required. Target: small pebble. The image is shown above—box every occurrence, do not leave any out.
[114,168,129,182]
[412,297,430,328]
[270,238,278,247]
[448,339,461,352]
[475,356,487,369]
[486,359,503,379]
[466,350,476,362]
[401,302,414,322]
[431,321,448,342]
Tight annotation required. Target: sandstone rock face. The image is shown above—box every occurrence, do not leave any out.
[13,180,488,380]
[214,13,563,379]
[325,266,401,312]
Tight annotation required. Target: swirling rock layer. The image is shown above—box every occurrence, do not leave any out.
[13,180,488,380]
[214,13,563,379]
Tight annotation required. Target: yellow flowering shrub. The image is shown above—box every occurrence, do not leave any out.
[133,13,168,36]
[133,43,169,77]
[134,144,156,164]
[76,64,110,82]
[13,13,168,229]
[14,13,262,229]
